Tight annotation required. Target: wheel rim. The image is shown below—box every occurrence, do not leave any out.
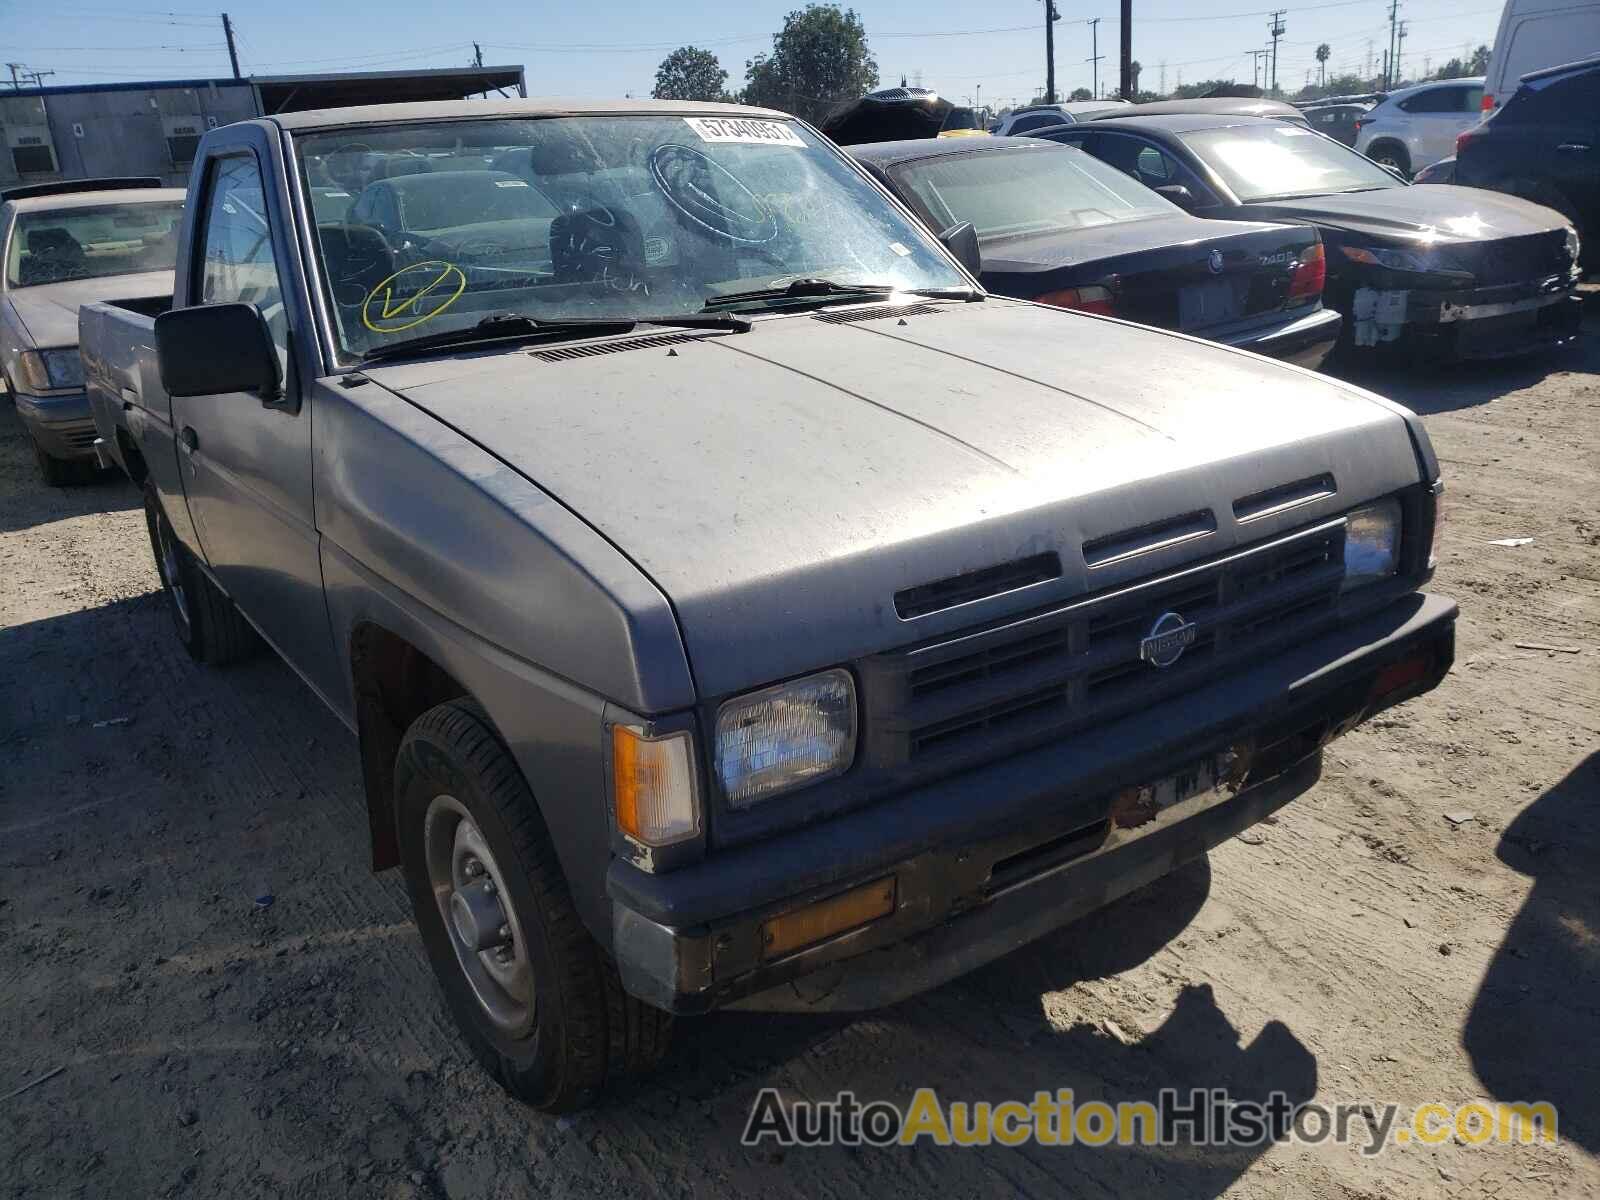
[156,516,191,633]
[424,795,535,1034]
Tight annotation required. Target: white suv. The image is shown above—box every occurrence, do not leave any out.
[1354,77,1485,177]
[993,100,1128,136]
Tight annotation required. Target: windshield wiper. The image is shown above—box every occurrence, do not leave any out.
[361,313,637,363]
[703,277,981,311]
[361,310,749,364]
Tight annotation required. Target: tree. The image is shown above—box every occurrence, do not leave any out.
[1069,86,1094,101]
[1469,43,1491,74]
[1171,78,1237,99]
[1315,43,1331,86]
[653,46,729,101]
[741,4,878,123]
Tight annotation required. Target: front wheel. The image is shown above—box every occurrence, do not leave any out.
[395,699,671,1111]
[1366,141,1411,177]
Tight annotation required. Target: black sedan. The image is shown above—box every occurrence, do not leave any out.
[848,137,1342,368]
[1031,114,1584,360]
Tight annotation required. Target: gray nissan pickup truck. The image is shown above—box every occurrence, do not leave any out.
[81,99,1454,1111]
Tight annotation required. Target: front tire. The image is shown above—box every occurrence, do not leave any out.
[395,699,671,1111]
[142,484,258,664]
[31,435,81,486]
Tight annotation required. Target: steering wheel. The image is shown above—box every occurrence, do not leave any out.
[322,141,377,192]
[649,144,778,246]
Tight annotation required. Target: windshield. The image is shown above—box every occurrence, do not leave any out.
[889,145,1175,243]
[1179,124,1400,202]
[292,115,969,361]
[5,201,184,288]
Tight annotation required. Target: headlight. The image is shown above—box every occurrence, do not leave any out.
[611,725,700,848]
[1565,225,1581,267]
[17,347,84,391]
[715,669,857,808]
[1339,244,1431,273]
[1342,498,1402,591]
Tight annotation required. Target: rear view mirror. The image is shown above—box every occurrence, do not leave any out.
[938,221,982,277]
[156,302,282,402]
[1155,184,1196,209]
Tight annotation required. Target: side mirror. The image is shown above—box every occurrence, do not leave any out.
[1155,183,1196,209]
[938,221,982,277]
[155,302,282,402]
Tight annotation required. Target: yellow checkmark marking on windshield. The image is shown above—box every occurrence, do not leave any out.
[362,260,467,333]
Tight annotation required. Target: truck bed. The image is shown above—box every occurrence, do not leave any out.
[79,295,170,477]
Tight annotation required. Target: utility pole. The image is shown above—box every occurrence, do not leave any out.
[1365,38,1375,80]
[1158,59,1166,95]
[1384,0,1401,89]
[221,13,241,80]
[1043,0,1061,104]
[1395,20,1408,85]
[1086,17,1103,101]
[473,42,484,68]
[1119,0,1133,100]
[1268,10,1286,96]
[6,63,20,90]
[1246,49,1268,89]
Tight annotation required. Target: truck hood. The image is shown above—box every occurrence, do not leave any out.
[1242,185,1568,245]
[6,270,171,348]
[366,298,1427,699]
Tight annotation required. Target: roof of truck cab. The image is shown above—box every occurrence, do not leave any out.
[3,187,186,214]
[267,97,790,131]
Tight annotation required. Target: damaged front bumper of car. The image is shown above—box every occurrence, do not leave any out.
[1349,272,1582,359]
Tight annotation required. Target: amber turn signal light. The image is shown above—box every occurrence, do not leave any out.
[760,877,897,960]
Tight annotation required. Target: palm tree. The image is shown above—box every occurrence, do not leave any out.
[1315,43,1331,86]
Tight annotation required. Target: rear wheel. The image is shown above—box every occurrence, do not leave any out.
[1366,141,1411,177]
[142,484,258,664]
[395,699,671,1111]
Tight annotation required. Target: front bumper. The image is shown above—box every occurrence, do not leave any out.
[12,389,98,460]
[610,591,1456,1014]
[1350,274,1582,358]
[1221,305,1344,369]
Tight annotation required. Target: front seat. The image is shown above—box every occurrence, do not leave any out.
[317,223,397,307]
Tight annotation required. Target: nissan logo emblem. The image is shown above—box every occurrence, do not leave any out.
[1140,611,1199,668]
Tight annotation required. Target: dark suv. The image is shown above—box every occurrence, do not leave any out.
[1456,56,1599,270]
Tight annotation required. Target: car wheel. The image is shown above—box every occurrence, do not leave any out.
[1367,141,1411,177]
[142,483,259,664]
[31,435,80,486]
[395,699,672,1111]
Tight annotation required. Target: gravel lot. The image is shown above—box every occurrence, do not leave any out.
[2,305,1597,1200]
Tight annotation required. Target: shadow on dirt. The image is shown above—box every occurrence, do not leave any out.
[652,855,1318,1197]
[0,401,137,534]
[1463,750,1600,1153]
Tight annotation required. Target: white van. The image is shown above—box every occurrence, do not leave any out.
[1483,0,1600,110]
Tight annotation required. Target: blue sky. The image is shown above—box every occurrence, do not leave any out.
[11,0,1503,104]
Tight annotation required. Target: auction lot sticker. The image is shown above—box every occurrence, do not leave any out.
[683,116,806,147]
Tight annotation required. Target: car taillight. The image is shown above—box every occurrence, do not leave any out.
[1287,243,1326,302]
[1353,118,1368,133]
[1481,92,1494,112]
[1034,285,1117,316]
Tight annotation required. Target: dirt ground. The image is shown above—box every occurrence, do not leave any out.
[2,306,1596,1200]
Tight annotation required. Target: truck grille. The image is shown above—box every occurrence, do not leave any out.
[863,519,1346,766]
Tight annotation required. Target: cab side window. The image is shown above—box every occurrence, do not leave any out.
[197,153,289,357]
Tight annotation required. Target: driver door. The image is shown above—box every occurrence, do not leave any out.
[169,131,342,706]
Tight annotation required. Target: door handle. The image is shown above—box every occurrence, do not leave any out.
[1557,143,1592,152]
[180,426,199,453]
